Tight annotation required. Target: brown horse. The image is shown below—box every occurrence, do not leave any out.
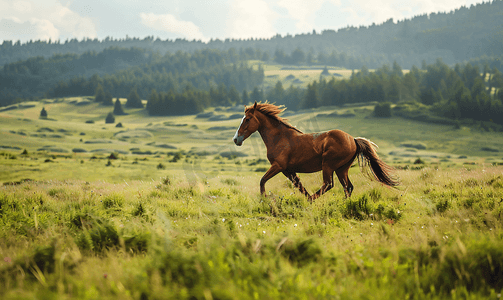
[232,102,399,201]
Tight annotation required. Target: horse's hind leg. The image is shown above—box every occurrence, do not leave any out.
[336,167,353,198]
[309,167,334,201]
[283,171,310,198]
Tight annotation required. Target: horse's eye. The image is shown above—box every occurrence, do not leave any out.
[245,118,250,122]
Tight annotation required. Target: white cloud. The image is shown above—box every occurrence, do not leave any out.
[277,0,340,32]
[140,12,206,41]
[0,0,96,42]
[12,0,32,13]
[227,0,278,39]
[48,5,97,40]
[0,17,59,42]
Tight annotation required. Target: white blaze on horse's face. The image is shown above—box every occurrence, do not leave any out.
[233,116,245,146]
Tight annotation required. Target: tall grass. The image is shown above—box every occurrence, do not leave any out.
[0,166,502,299]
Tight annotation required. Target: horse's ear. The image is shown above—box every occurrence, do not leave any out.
[251,101,257,114]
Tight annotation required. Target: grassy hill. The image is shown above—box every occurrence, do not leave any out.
[0,97,501,184]
[1,98,503,299]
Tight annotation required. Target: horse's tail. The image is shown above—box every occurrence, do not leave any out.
[354,137,399,187]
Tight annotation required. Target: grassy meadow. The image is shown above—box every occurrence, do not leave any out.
[249,61,410,90]
[1,98,503,299]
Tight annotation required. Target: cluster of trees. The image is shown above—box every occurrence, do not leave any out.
[1,1,502,70]
[275,49,391,70]
[268,59,503,125]
[145,84,271,116]
[94,84,113,106]
[146,89,205,116]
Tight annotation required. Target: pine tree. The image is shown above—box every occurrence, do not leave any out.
[217,83,231,106]
[302,82,318,109]
[95,84,105,103]
[103,91,113,106]
[146,89,159,115]
[228,85,241,105]
[113,98,124,115]
[242,89,249,105]
[267,81,285,103]
[250,87,262,103]
[126,87,143,108]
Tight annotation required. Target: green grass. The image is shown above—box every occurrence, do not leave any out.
[249,61,411,91]
[0,167,502,299]
[0,97,502,299]
[250,61,355,89]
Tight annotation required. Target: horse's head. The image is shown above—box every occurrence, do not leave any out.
[233,102,260,146]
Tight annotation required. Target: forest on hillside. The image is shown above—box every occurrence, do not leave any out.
[267,59,503,126]
[97,58,502,125]
[1,42,503,126]
[0,0,502,69]
[0,48,263,107]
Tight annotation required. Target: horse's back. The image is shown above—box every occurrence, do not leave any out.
[327,129,355,147]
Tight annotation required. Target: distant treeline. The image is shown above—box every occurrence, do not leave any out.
[1,1,502,69]
[139,59,503,122]
[0,47,264,107]
[268,59,503,125]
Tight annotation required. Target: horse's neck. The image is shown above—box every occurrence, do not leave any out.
[257,113,298,149]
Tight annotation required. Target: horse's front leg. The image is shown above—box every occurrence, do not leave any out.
[283,171,311,198]
[260,163,283,196]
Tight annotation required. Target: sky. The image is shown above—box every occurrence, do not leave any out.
[0,0,485,44]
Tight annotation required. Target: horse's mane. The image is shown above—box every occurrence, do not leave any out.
[246,102,303,133]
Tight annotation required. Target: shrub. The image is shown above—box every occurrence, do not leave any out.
[123,231,150,253]
[40,107,47,118]
[105,112,115,124]
[436,199,450,213]
[374,102,392,118]
[169,152,183,162]
[342,194,373,220]
[132,202,146,217]
[423,239,503,293]
[280,238,322,267]
[102,193,125,209]
[221,178,239,186]
[414,157,425,164]
[76,222,119,253]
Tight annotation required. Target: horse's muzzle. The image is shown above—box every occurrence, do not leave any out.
[233,135,244,146]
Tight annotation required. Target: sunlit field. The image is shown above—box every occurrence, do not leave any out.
[1,98,502,299]
[249,61,410,90]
